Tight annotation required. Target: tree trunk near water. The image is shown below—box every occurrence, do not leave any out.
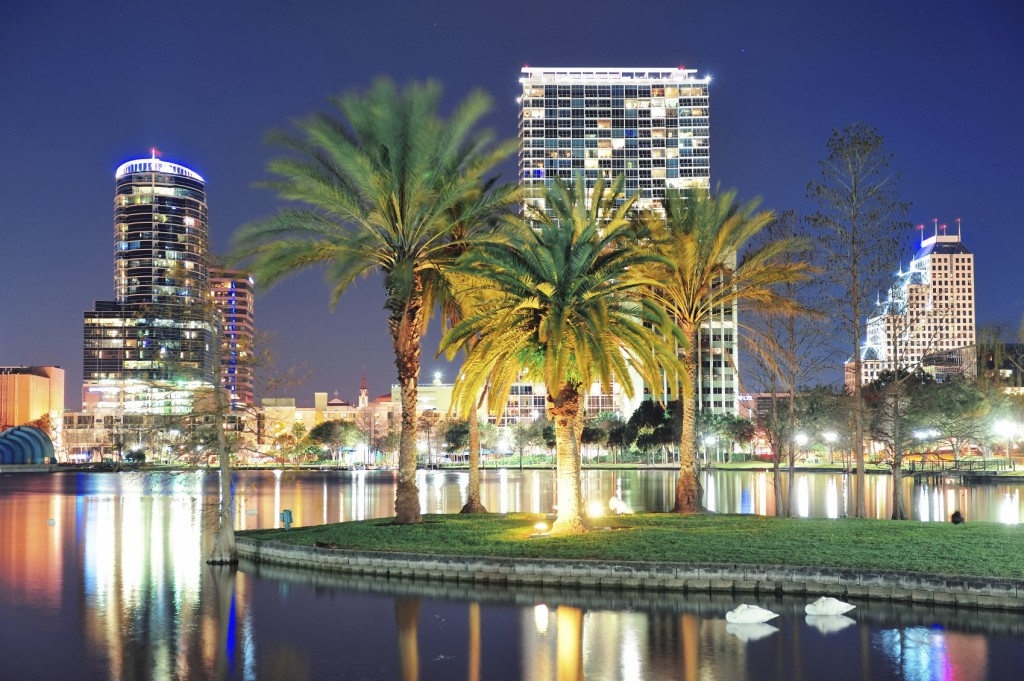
[674,332,703,513]
[392,301,424,525]
[461,407,487,513]
[208,325,237,565]
[549,385,587,535]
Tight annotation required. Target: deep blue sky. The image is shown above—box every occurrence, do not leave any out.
[2,0,1022,408]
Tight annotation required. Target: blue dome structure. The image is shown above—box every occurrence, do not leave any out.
[0,426,55,465]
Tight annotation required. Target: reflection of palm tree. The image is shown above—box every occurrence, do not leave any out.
[467,602,481,681]
[233,80,516,524]
[443,176,683,535]
[681,613,698,680]
[556,606,584,681]
[395,598,421,681]
[641,190,813,513]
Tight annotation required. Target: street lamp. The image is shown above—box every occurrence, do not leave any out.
[823,431,837,465]
[794,433,808,464]
[994,420,1017,463]
[703,435,717,464]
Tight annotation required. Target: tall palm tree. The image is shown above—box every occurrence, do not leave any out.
[441,175,684,535]
[232,80,516,524]
[428,184,520,513]
[642,189,814,513]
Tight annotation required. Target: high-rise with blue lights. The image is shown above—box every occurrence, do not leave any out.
[82,154,216,414]
[210,268,255,407]
[848,222,977,388]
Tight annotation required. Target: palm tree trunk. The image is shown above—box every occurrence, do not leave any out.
[392,300,424,525]
[549,385,587,535]
[674,328,702,513]
[461,407,487,513]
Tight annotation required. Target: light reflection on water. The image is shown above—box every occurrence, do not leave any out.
[1,469,1023,680]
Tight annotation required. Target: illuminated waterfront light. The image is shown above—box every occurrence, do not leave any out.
[533,604,549,634]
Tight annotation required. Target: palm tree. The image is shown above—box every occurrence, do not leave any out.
[428,185,520,513]
[232,80,516,524]
[642,189,814,513]
[441,175,684,535]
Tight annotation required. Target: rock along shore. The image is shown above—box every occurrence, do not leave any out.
[236,537,1024,611]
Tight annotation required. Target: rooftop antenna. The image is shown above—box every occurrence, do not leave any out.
[917,224,925,246]
[956,217,961,238]
[933,218,939,238]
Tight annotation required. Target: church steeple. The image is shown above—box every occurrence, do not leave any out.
[358,371,369,409]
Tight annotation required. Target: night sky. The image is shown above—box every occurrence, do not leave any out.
[2,0,1022,409]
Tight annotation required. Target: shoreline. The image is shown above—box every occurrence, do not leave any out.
[42,461,1023,480]
[236,536,1024,612]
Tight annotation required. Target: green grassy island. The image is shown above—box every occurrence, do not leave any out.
[241,513,1024,580]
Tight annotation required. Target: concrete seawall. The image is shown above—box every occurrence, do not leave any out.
[236,537,1024,611]
[0,464,57,474]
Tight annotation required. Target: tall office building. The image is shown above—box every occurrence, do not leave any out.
[518,67,737,415]
[210,268,255,407]
[82,154,216,414]
[847,222,976,388]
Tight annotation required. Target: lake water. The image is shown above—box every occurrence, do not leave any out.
[1,468,1022,680]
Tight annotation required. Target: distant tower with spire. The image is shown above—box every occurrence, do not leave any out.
[358,372,369,409]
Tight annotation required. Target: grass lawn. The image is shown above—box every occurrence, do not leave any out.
[242,513,1024,580]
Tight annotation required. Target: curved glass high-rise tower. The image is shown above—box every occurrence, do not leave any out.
[113,158,209,306]
[82,155,216,415]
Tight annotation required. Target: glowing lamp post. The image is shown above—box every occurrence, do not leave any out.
[823,431,837,465]
[703,435,717,464]
[994,421,1018,462]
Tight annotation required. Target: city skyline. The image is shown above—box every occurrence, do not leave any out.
[2,0,1022,408]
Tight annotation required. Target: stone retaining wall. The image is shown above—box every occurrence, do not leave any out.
[235,537,1024,611]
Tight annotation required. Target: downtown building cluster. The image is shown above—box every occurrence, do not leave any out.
[64,156,257,460]
[2,66,999,464]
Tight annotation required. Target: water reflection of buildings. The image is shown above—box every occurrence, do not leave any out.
[876,627,987,681]
[522,604,750,681]
[77,473,255,679]
[0,492,66,607]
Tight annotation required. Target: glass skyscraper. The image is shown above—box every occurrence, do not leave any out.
[518,67,737,415]
[210,268,255,408]
[82,155,216,414]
